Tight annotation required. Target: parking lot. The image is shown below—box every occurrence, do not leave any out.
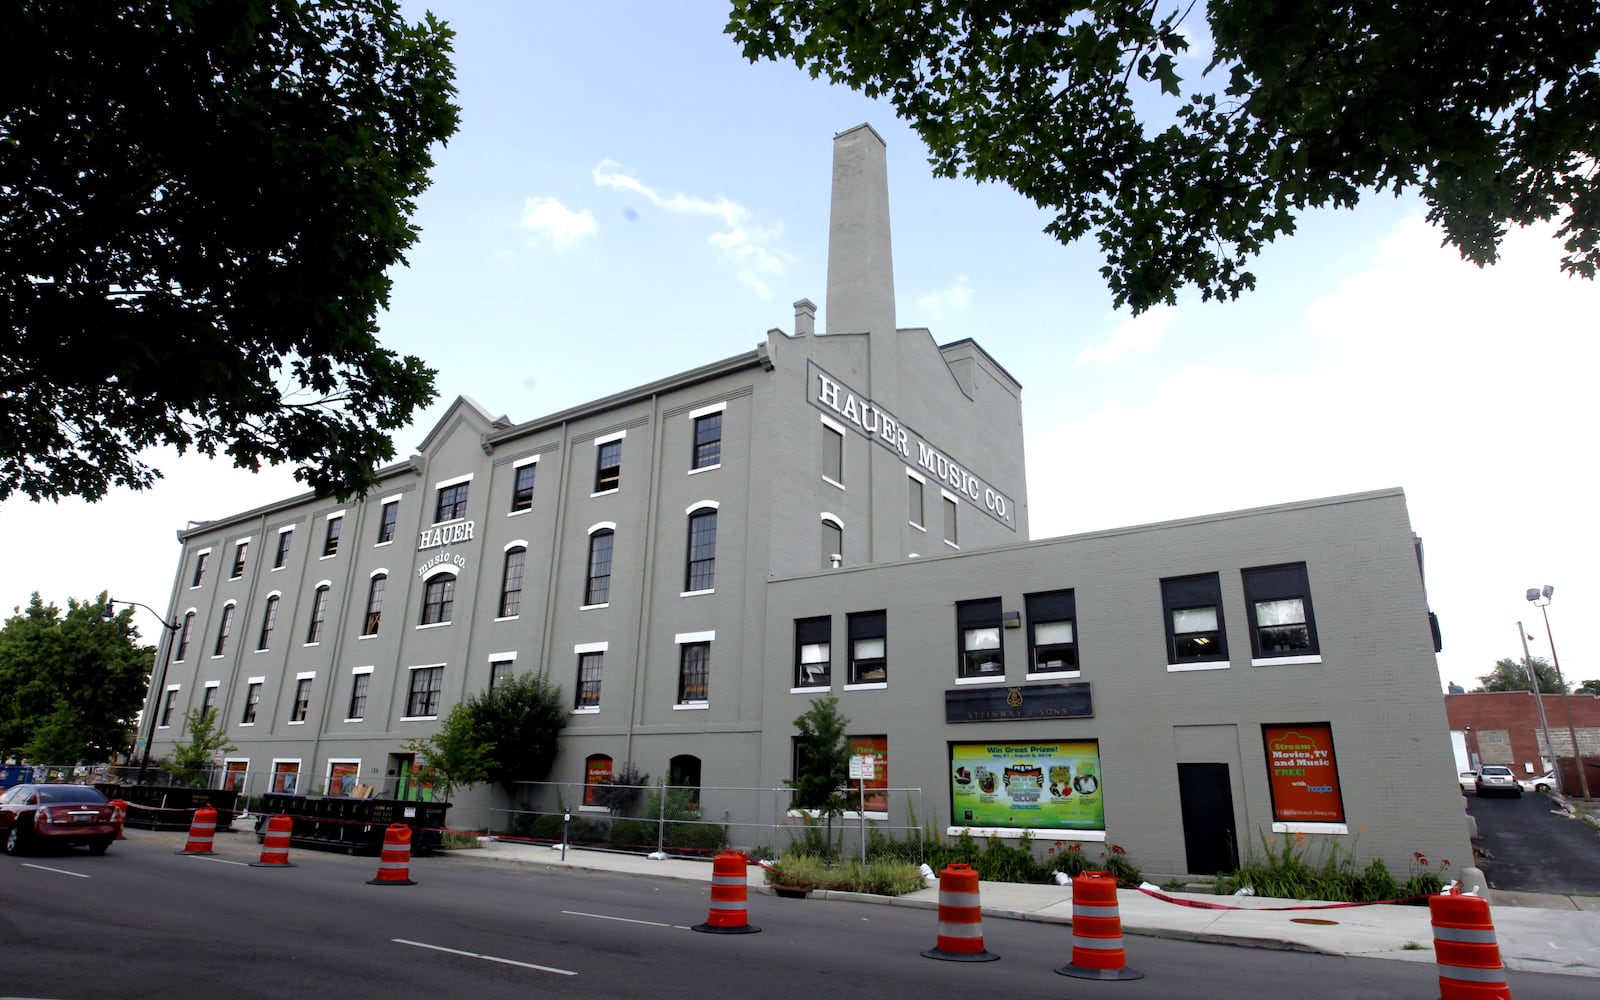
[1468,792,1600,895]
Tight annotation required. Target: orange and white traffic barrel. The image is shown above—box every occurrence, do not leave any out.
[1057,870,1143,980]
[1430,889,1512,999]
[920,863,998,962]
[250,814,296,868]
[692,850,760,934]
[110,799,128,840]
[367,823,417,886]
[176,804,218,856]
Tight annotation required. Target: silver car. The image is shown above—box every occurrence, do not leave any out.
[1475,764,1523,798]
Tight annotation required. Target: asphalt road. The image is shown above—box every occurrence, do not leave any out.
[1,831,1593,1000]
[1468,791,1600,894]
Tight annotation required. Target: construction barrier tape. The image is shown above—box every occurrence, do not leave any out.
[1135,882,1446,910]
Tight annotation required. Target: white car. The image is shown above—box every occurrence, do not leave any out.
[1519,771,1556,793]
[1476,764,1522,797]
[1458,770,1478,794]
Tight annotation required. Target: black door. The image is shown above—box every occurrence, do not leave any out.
[1177,762,1239,875]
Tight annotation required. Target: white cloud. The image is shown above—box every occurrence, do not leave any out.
[519,196,597,249]
[1075,305,1175,365]
[916,275,975,318]
[592,160,788,297]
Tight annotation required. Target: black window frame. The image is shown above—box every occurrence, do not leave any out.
[576,651,603,709]
[376,500,399,543]
[363,575,385,636]
[489,660,514,691]
[421,573,455,625]
[306,585,329,644]
[595,439,622,492]
[511,462,537,512]
[213,604,234,656]
[795,616,831,688]
[230,541,248,579]
[1161,572,1229,663]
[848,610,887,684]
[347,671,370,720]
[692,412,722,470]
[584,529,614,606]
[159,688,178,727]
[1026,589,1078,674]
[677,642,710,704]
[241,681,262,724]
[200,685,217,718]
[435,482,469,523]
[175,612,194,661]
[273,529,293,568]
[405,666,443,718]
[291,677,312,722]
[1242,563,1320,658]
[257,595,280,650]
[191,551,209,588]
[322,516,342,557]
[499,546,526,617]
[956,598,1004,678]
[685,508,717,591]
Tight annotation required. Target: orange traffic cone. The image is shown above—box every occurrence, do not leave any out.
[176,804,218,856]
[1057,870,1143,980]
[250,814,296,868]
[921,863,998,961]
[1430,889,1512,999]
[367,824,417,885]
[692,850,760,934]
[110,799,128,840]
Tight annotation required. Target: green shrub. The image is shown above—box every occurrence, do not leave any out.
[971,833,1044,883]
[438,830,481,850]
[765,853,926,896]
[609,820,657,847]
[666,820,725,855]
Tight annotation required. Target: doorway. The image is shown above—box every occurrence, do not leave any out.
[1177,762,1239,875]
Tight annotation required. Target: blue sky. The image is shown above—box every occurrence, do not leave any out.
[4,1,1596,691]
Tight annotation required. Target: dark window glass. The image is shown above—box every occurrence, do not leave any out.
[192,551,209,587]
[1243,563,1320,657]
[668,754,702,808]
[795,616,831,688]
[377,501,399,543]
[160,689,178,727]
[595,440,622,492]
[231,542,248,578]
[201,686,217,717]
[822,425,842,482]
[306,585,329,643]
[489,660,514,691]
[274,529,293,568]
[258,595,279,650]
[1162,573,1228,663]
[511,463,537,511]
[1026,590,1078,673]
[176,613,194,660]
[576,652,603,709]
[406,666,442,717]
[585,530,614,605]
[213,604,234,656]
[363,575,385,636]
[421,574,455,625]
[678,642,710,703]
[435,483,469,523]
[499,547,526,617]
[242,681,261,724]
[848,610,887,684]
[956,598,1003,677]
[291,678,312,722]
[685,509,717,591]
[322,517,342,557]
[693,413,722,469]
[347,673,370,720]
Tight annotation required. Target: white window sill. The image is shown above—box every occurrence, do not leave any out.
[688,463,721,475]
[414,621,450,630]
[909,521,925,532]
[239,722,256,728]
[680,588,714,598]
[494,615,520,623]
[946,826,1106,842]
[1252,654,1324,666]
[1272,822,1348,835]
[1027,670,1081,681]
[358,633,376,640]
[507,508,531,517]
[287,720,305,726]
[943,539,960,550]
[790,685,831,694]
[843,682,888,691]
[210,654,225,660]
[590,488,620,498]
[375,539,394,547]
[954,675,1007,685]
[572,707,599,715]
[271,566,285,572]
[579,602,609,611]
[821,475,845,491]
[1167,661,1230,672]
[344,718,364,724]
[158,725,172,730]
[303,641,321,648]
[400,715,439,722]
[673,702,709,711]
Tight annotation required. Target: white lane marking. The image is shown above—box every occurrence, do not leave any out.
[392,938,577,976]
[184,855,250,867]
[21,863,90,879]
[561,909,690,930]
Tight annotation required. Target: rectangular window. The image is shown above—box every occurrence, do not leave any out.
[1243,563,1320,660]
[213,605,234,656]
[595,439,622,492]
[376,500,399,544]
[678,642,710,704]
[585,530,613,606]
[363,575,385,636]
[405,666,443,718]
[201,684,218,718]
[848,610,887,685]
[421,574,455,625]
[489,659,514,691]
[347,670,371,721]
[692,412,722,470]
[685,509,717,591]
[943,495,959,546]
[511,461,537,512]
[1162,572,1228,665]
[435,482,469,522]
[241,681,262,724]
[306,585,329,644]
[322,515,342,557]
[499,548,526,617]
[159,688,178,727]
[822,422,843,484]
[795,616,831,688]
[271,761,299,795]
[908,476,924,528]
[230,541,248,579]
[576,651,603,709]
[291,677,312,723]
[1026,590,1078,674]
[956,598,1004,678]
[191,550,209,588]
[274,528,293,568]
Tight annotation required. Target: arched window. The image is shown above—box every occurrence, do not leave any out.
[584,528,614,606]
[668,754,702,809]
[175,611,195,661]
[306,584,330,643]
[363,574,386,635]
[500,545,527,617]
[685,506,718,591]
[821,514,843,570]
[421,572,456,625]
[213,603,235,656]
[258,594,280,650]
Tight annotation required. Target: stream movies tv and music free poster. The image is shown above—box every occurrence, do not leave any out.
[950,740,1104,830]
[1262,723,1345,823]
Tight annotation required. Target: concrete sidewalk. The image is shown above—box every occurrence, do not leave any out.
[457,837,1600,980]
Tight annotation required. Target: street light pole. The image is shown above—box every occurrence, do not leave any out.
[1527,586,1592,801]
[1517,621,1560,792]
[102,599,182,784]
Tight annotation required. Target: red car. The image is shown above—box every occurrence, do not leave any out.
[0,783,119,855]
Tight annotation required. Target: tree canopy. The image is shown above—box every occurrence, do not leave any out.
[0,593,151,763]
[1578,678,1600,697]
[0,0,460,503]
[1474,656,1566,694]
[467,670,567,790]
[788,696,851,817]
[727,1,1600,313]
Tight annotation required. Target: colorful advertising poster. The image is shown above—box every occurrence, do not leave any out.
[949,740,1104,830]
[849,735,888,813]
[1263,724,1345,823]
[582,755,613,807]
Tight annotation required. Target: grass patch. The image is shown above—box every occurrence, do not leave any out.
[438,831,482,850]
[764,853,926,896]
